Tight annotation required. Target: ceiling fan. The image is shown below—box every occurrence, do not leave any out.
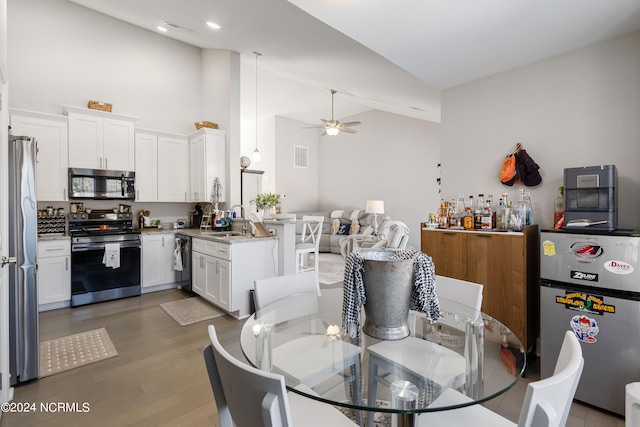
[306,90,361,136]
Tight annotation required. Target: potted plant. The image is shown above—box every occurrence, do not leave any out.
[254,192,280,216]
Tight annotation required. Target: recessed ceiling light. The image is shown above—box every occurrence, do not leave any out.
[206,21,221,29]
[157,26,168,32]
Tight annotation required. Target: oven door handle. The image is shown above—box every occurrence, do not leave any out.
[72,241,141,252]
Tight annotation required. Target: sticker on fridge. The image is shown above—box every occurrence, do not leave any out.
[542,240,556,256]
[570,315,599,343]
[604,260,634,275]
[555,292,616,315]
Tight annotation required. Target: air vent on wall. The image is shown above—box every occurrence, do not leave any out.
[294,145,308,168]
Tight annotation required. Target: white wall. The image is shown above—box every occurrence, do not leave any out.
[8,0,203,135]
[317,109,441,249]
[274,116,319,212]
[441,31,640,230]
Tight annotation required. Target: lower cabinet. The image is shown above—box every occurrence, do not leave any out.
[141,232,176,290]
[37,239,71,311]
[192,237,277,319]
[421,225,539,351]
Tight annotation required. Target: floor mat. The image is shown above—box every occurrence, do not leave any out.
[160,297,227,326]
[318,253,345,285]
[40,327,118,378]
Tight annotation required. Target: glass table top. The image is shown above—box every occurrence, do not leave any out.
[240,287,525,416]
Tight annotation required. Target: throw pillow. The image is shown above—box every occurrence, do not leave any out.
[350,219,360,235]
[332,218,340,234]
[337,223,351,235]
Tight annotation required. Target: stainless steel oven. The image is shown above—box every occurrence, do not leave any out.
[69,211,141,306]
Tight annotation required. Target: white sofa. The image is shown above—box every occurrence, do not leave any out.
[291,209,409,255]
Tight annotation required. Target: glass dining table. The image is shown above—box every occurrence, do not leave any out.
[240,287,526,427]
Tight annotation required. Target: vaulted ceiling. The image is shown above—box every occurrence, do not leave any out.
[69,0,640,124]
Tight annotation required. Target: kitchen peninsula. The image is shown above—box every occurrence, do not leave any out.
[174,229,278,319]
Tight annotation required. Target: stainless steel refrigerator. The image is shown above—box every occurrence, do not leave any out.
[8,135,39,385]
[540,229,640,416]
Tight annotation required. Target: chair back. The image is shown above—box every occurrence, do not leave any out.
[435,275,483,311]
[300,215,324,249]
[517,330,584,427]
[207,324,294,427]
[254,271,317,310]
[203,344,233,427]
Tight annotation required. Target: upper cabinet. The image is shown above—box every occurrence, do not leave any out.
[135,129,189,202]
[189,128,226,203]
[64,105,137,171]
[10,109,69,201]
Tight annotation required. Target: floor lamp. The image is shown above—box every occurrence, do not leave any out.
[366,200,384,236]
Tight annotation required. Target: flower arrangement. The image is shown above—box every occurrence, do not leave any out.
[254,192,280,210]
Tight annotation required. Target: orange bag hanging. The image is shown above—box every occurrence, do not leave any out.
[499,143,521,186]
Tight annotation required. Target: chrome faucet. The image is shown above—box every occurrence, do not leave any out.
[229,204,247,233]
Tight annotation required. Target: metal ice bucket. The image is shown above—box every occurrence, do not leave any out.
[361,249,414,340]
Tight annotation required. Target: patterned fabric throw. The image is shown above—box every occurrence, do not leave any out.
[342,249,440,338]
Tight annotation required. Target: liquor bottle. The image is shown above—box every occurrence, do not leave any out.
[498,192,510,229]
[511,189,528,231]
[462,207,473,230]
[449,200,462,229]
[487,194,496,229]
[554,186,565,229]
[481,203,492,230]
[438,200,449,229]
[474,194,484,230]
[524,191,534,225]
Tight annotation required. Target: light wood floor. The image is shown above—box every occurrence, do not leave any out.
[1,287,625,427]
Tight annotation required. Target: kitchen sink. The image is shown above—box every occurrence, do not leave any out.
[200,231,249,237]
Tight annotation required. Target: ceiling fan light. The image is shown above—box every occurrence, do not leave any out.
[326,127,339,136]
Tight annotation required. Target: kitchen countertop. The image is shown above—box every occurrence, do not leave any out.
[172,228,275,244]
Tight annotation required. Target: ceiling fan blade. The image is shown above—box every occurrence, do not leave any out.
[340,121,361,127]
[321,119,332,125]
[341,127,357,134]
[301,125,324,129]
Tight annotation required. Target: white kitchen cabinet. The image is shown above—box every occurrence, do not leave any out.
[134,131,158,202]
[158,135,189,202]
[141,232,176,290]
[192,237,277,319]
[189,128,226,203]
[10,110,68,201]
[64,105,137,171]
[135,129,189,202]
[37,239,71,310]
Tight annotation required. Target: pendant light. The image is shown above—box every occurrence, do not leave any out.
[252,51,262,162]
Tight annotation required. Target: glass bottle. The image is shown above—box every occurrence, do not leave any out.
[487,194,496,229]
[438,200,450,229]
[474,194,484,230]
[499,192,510,229]
[511,189,528,231]
[449,200,462,229]
[463,207,474,230]
[554,186,565,229]
[524,191,534,225]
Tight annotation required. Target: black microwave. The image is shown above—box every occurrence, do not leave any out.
[68,168,135,200]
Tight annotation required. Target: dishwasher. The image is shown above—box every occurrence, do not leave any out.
[174,233,192,293]
[540,228,640,416]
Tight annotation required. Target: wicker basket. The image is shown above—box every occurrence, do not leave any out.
[194,121,218,130]
[87,100,112,112]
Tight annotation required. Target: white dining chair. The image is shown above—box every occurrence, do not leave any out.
[409,275,484,336]
[417,330,584,427]
[626,382,640,427]
[204,324,358,427]
[295,215,324,280]
[254,271,318,308]
[253,274,363,402]
[367,276,484,427]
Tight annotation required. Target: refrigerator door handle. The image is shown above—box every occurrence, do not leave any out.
[1,256,17,267]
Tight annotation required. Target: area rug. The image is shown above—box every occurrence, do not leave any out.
[160,297,227,326]
[40,327,118,378]
[318,253,345,285]
[336,400,391,427]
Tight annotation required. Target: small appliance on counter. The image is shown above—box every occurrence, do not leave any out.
[563,165,617,231]
[192,204,203,229]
